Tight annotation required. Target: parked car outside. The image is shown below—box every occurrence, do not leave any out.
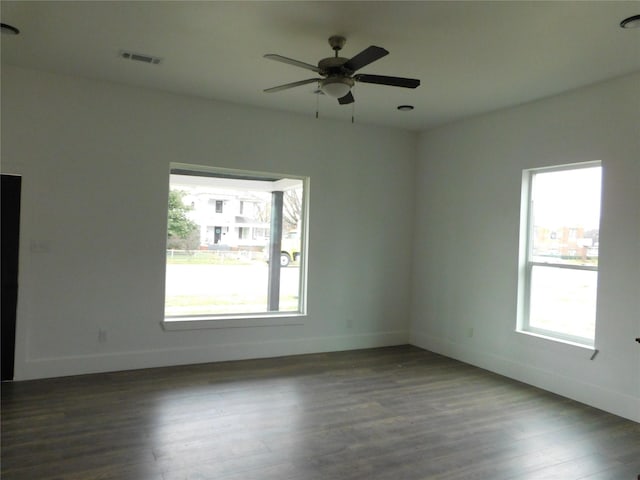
[279,230,301,267]
[263,230,301,267]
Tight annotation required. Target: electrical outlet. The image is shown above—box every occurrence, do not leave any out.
[467,327,474,338]
[98,329,107,343]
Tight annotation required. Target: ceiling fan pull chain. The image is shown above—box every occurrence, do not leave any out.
[352,97,355,124]
[316,84,320,119]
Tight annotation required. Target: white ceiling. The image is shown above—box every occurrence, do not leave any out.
[2,1,639,131]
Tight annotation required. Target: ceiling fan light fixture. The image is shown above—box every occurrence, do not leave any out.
[321,77,354,98]
[620,14,640,28]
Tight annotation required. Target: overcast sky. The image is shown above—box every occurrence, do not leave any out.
[532,165,602,230]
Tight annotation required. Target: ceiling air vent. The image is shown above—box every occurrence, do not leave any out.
[119,50,162,65]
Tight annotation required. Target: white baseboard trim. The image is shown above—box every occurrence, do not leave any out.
[17,330,409,380]
[410,330,640,423]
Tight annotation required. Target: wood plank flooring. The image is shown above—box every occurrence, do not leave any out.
[2,346,639,480]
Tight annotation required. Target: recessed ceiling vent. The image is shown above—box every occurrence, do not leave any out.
[119,50,162,65]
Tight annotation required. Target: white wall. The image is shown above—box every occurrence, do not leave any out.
[1,65,417,380]
[411,72,640,422]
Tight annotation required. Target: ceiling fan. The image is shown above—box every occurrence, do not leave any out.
[264,35,420,105]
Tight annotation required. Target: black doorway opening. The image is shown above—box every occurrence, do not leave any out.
[2,174,21,381]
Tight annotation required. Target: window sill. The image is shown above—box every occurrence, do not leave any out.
[516,329,595,351]
[162,313,306,331]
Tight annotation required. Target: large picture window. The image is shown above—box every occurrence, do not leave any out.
[518,162,602,345]
[164,164,308,320]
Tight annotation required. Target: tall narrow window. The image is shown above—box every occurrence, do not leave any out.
[165,165,308,319]
[518,162,602,345]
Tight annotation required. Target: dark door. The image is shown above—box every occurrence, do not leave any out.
[1,174,21,381]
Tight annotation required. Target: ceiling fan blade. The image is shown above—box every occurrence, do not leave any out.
[264,54,320,73]
[343,46,389,72]
[264,78,320,93]
[354,74,420,89]
[338,91,354,105]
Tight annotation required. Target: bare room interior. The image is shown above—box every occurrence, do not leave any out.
[1,2,639,479]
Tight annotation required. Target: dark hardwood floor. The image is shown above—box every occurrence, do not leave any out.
[2,345,639,480]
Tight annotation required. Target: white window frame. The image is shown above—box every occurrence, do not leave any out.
[517,161,601,347]
[162,163,309,330]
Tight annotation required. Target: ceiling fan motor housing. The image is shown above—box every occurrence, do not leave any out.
[318,56,353,76]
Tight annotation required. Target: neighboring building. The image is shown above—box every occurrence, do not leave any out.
[173,182,271,250]
[532,225,599,260]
